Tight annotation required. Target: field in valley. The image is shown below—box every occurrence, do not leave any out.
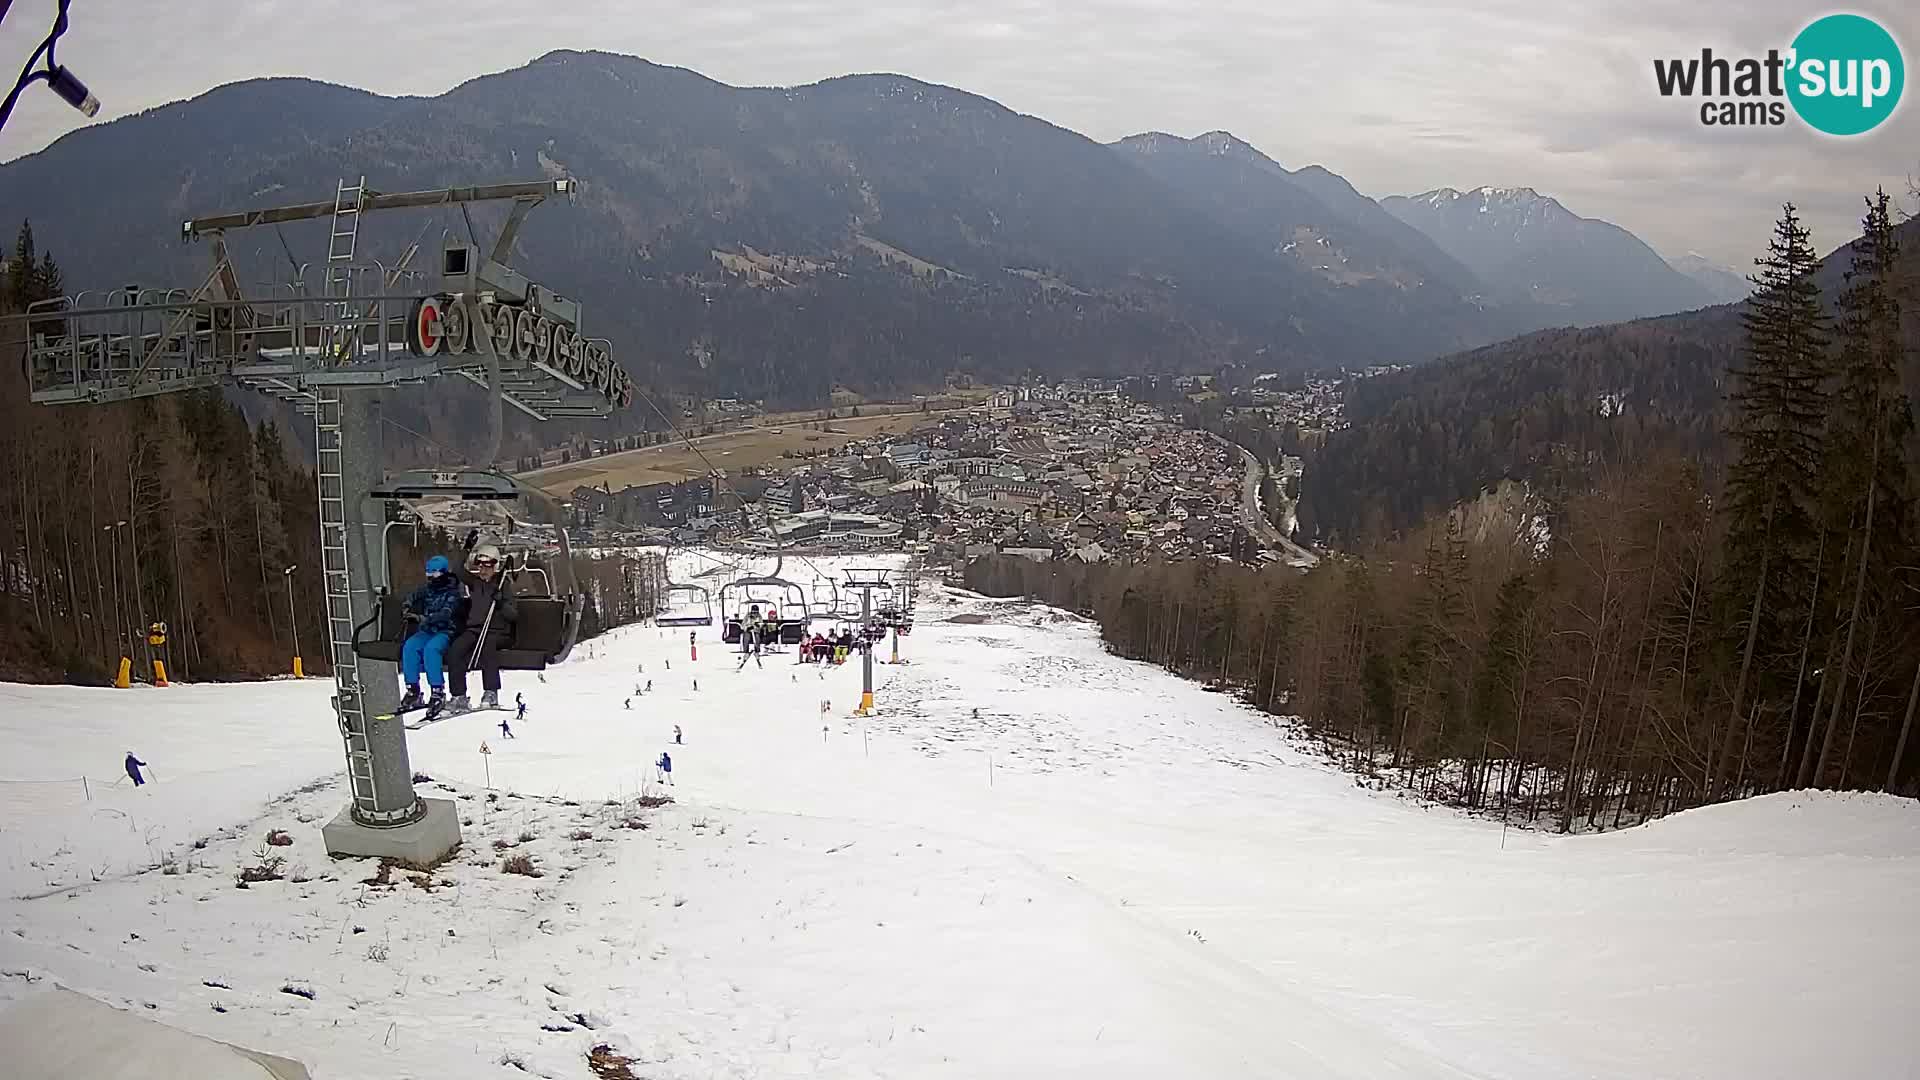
[526,403,979,494]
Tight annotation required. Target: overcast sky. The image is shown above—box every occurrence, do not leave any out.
[1,0,1913,268]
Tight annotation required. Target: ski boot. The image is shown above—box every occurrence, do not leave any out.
[480,690,500,710]
[398,686,424,712]
[421,689,447,722]
[445,694,471,716]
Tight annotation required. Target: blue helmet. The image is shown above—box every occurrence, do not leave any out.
[425,555,451,575]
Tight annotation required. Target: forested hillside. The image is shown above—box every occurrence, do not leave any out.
[1297,309,1740,543]
[980,196,1920,826]
[1298,216,1920,545]
[0,241,329,681]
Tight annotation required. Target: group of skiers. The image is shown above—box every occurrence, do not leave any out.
[399,530,517,718]
[732,608,873,669]
[801,628,869,665]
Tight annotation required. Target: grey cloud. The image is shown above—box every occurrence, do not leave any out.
[0,0,1914,269]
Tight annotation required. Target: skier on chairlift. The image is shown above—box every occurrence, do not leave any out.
[447,532,517,714]
[399,554,461,716]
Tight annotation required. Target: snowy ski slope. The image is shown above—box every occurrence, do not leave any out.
[1,554,1916,1079]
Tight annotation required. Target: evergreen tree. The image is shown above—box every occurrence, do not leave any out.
[31,249,64,303]
[1471,570,1540,806]
[7,220,35,304]
[1807,191,1910,786]
[1393,515,1469,772]
[1714,205,1829,797]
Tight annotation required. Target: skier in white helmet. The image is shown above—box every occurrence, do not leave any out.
[447,531,516,712]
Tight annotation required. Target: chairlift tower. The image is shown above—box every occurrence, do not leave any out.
[843,567,895,715]
[12,176,635,864]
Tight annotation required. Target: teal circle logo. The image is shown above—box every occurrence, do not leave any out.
[1787,14,1904,135]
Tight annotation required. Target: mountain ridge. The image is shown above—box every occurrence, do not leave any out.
[1,52,1720,431]
[1109,129,1493,304]
[1382,184,1717,325]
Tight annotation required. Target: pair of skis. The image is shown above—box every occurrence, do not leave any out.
[395,700,508,729]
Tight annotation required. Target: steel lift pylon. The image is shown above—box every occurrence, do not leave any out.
[14,175,634,864]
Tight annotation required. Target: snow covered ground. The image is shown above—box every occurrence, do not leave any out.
[2,556,1917,1079]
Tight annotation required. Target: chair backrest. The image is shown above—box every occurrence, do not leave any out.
[508,597,569,660]
[378,592,409,642]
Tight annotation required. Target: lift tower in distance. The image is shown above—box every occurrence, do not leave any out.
[13,176,636,865]
[843,567,896,715]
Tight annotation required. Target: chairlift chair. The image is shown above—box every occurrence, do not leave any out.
[656,583,714,627]
[809,579,842,625]
[349,470,584,673]
[719,575,810,645]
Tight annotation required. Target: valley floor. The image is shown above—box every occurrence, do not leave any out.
[1,559,1915,1078]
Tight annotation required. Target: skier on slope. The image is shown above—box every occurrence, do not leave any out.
[398,554,462,715]
[123,751,148,787]
[655,750,674,785]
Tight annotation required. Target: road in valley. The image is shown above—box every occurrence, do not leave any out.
[1229,442,1319,566]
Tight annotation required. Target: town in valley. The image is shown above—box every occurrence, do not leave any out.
[526,373,1364,568]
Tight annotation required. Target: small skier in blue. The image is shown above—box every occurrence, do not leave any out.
[515,693,527,722]
[124,751,147,787]
[655,751,673,786]
[399,555,462,715]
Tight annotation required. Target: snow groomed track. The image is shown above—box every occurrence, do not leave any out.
[1,553,1915,1078]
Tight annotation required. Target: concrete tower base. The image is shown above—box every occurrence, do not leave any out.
[321,797,462,865]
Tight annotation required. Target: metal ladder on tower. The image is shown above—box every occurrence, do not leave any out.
[316,394,380,813]
[319,176,365,364]
[315,177,380,815]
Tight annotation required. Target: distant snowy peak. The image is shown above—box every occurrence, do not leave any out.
[1406,185,1566,222]
[1411,185,1545,203]
[1114,129,1287,171]
[1381,184,1718,322]
[1196,129,1256,158]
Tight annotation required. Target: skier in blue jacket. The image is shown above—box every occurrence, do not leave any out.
[399,554,463,712]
